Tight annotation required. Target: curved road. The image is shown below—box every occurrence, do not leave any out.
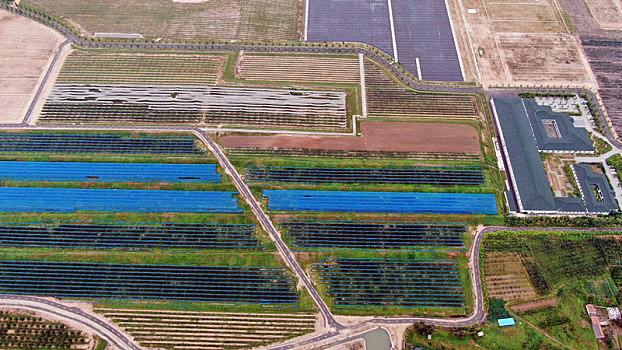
[0,295,141,350]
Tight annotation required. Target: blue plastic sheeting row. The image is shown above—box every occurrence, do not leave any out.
[0,161,221,183]
[0,187,242,213]
[264,190,498,215]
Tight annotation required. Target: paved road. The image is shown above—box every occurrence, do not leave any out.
[0,295,141,350]
[195,130,342,331]
[21,38,71,126]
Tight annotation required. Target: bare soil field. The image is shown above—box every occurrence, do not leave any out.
[510,297,558,312]
[583,0,622,30]
[457,0,592,86]
[484,253,538,301]
[220,121,481,155]
[22,0,302,42]
[0,9,64,124]
[239,54,360,84]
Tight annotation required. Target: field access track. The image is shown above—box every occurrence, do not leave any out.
[0,221,261,250]
[0,260,298,305]
[312,258,465,308]
[97,308,316,350]
[307,0,463,81]
[281,219,465,250]
[0,187,242,213]
[0,161,221,183]
[0,132,204,155]
[40,85,347,129]
[245,165,485,185]
[264,190,498,214]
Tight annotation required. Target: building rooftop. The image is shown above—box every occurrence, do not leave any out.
[498,318,516,327]
[573,163,619,214]
[590,316,606,339]
[492,97,587,213]
[523,99,594,153]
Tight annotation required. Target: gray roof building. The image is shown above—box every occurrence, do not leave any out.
[573,163,619,214]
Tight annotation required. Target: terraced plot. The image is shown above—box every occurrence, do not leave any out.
[245,165,485,185]
[483,253,538,301]
[57,52,225,85]
[40,85,347,129]
[239,54,360,84]
[280,219,465,250]
[0,260,298,305]
[312,258,465,308]
[0,221,261,250]
[0,132,205,155]
[97,308,316,350]
[0,161,221,183]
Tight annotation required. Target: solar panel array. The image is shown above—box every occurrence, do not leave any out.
[246,165,484,185]
[312,258,465,308]
[280,219,465,250]
[263,190,498,214]
[307,0,394,57]
[391,0,462,81]
[0,221,261,250]
[0,161,221,183]
[0,187,242,213]
[0,260,298,305]
[306,0,463,81]
[0,133,204,155]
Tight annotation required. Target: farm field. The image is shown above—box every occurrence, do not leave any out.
[0,9,64,124]
[459,0,591,86]
[364,61,479,119]
[96,308,317,350]
[21,0,302,42]
[483,253,538,301]
[57,51,226,85]
[480,230,622,350]
[220,121,482,160]
[0,309,90,349]
[239,53,360,84]
[39,85,348,129]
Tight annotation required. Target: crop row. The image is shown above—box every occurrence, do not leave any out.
[312,258,465,308]
[0,311,86,350]
[0,220,261,250]
[366,88,478,118]
[245,165,485,185]
[57,52,224,85]
[96,308,315,350]
[280,219,465,250]
[240,54,360,84]
[0,260,299,305]
[0,132,204,155]
[228,148,482,161]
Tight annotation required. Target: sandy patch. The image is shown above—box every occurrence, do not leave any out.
[0,9,64,124]
[220,121,481,155]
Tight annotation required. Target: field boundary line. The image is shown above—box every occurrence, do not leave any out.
[387,0,399,62]
[359,53,368,118]
[304,0,310,41]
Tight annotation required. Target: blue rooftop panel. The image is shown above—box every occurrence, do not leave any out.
[498,318,516,327]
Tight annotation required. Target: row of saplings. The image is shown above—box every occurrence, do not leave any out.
[0,311,86,349]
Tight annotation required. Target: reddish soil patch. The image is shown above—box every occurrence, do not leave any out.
[220,121,480,155]
[511,298,558,312]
